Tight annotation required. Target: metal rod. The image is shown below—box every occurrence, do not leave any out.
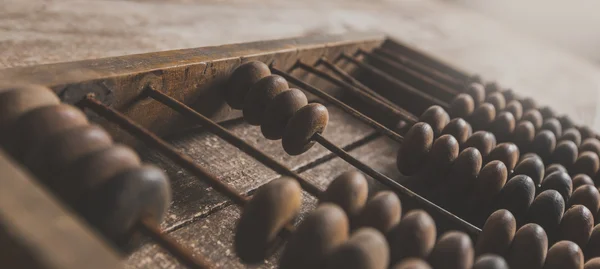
[145,88,324,198]
[271,67,404,144]
[312,133,481,237]
[138,218,213,269]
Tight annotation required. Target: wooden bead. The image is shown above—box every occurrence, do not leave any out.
[526,190,565,240]
[473,161,508,205]
[325,228,389,269]
[522,109,543,130]
[503,89,516,102]
[261,88,308,140]
[486,91,506,111]
[279,203,349,269]
[490,111,516,142]
[235,177,302,263]
[76,165,171,246]
[573,174,595,190]
[448,147,482,192]
[559,115,576,131]
[562,128,583,147]
[485,81,501,93]
[585,258,600,269]
[226,61,271,109]
[450,94,475,119]
[507,223,548,269]
[470,103,496,131]
[587,225,600,260]
[321,171,369,217]
[243,75,289,125]
[387,210,436,263]
[514,121,536,150]
[9,104,89,160]
[475,209,516,257]
[515,156,545,187]
[539,106,556,119]
[505,100,523,121]
[569,185,600,216]
[521,97,537,111]
[553,140,579,168]
[392,258,432,269]
[520,152,543,164]
[495,175,536,221]
[580,126,596,141]
[560,205,594,249]
[542,118,563,138]
[419,105,450,137]
[282,103,329,155]
[464,131,496,156]
[357,191,401,233]
[0,85,59,134]
[543,241,584,269]
[466,83,486,107]
[469,75,484,84]
[582,139,600,157]
[24,124,113,180]
[396,122,434,176]
[487,143,519,172]
[428,231,474,269]
[532,130,557,164]
[426,134,459,173]
[541,171,573,203]
[546,163,567,175]
[573,152,600,178]
[442,118,472,145]
[473,254,509,269]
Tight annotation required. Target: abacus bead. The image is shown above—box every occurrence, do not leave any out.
[279,203,349,269]
[235,177,302,263]
[449,94,475,118]
[573,152,600,178]
[470,75,483,83]
[507,223,548,269]
[485,91,506,111]
[473,255,509,269]
[470,103,496,131]
[357,191,401,233]
[560,205,594,249]
[495,175,536,221]
[261,88,308,140]
[542,118,563,138]
[0,85,59,132]
[485,81,501,93]
[580,126,596,141]
[392,258,432,269]
[541,172,573,203]
[581,139,600,157]
[587,225,600,259]
[505,100,523,121]
[475,209,516,257]
[466,83,486,107]
[526,190,565,240]
[226,61,271,109]
[490,111,516,142]
[543,241,584,269]
[503,89,516,102]
[573,174,595,190]
[427,135,459,173]
[532,130,557,163]
[419,105,450,137]
[569,185,600,215]
[514,157,545,187]
[76,165,171,245]
[586,258,600,269]
[387,210,436,263]
[562,128,583,147]
[325,228,389,269]
[540,106,556,119]
[546,163,567,175]
[396,122,434,175]
[464,131,496,156]
[449,147,482,190]
[487,143,520,172]
[428,231,474,269]
[514,121,536,150]
[282,103,329,156]
[473,161,508,204]
[442,118,472,145]
[521,97,537,111]
[559,115,576,130]
[522,109,544,130]
[243,75,289,125]
[553,140,579,168]
[321,171,369,217]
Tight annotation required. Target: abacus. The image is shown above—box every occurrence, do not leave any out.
[2,31,600,269]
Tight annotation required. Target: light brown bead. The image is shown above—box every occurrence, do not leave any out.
[261,88,308,140]
[243,75,289,125]
[526,190,565,240]
[450,94,475,118]
[419,105,450,138]
[486,91,506,111]
[495,175,536,221]
[357,191,401,233]
[553,140,579,169]
[513,121,536,150]
[473,254,509,269]
[397,122,434,176]
[392,258,432,269]
[541,171,573,203]
[562,128,583,147]
[473,161,508,205]
[0,85,60,135]
[441,118,472,145]
[585,258,600,269]
[507,223,548,269]
[514,156,545,187]
[475,209,516,257]
[321,171,369,217]
[522,109,543,130]
[464,131,496,156]
[428,231,474,269]
[542,118,563,138]
[466,83,486,107]
[560,205,594,249]
[325,228,389,269]
[532,130,557,164]
[487,143,519,172]
[573,152,600,178]
[226,61,271,109]
[543,241,584,269]
[490,111,515,142]
[569,185,600,216]
[470,103,496,131]
[505,100,523,121]
[387,210,436,264]
[282,103,329,155]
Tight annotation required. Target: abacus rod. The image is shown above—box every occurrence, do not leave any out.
[294,60,417,125]
[339,53,450,109]
[312,132,482,237]
[138,218,213,269]
[271,67,404,144]
[145,88,324,198]
[80,95,249,206]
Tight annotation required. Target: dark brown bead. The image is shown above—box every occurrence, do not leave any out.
[507,223,548,269]
[464,131,496,156]
[485,81,501,93]
[522,109,543,130]
[505,100,523,121]
[321,171,369,217]
[261,88,308,140]
[466,83,486,107]
[442,118,472,145]
[526,190,565,240]
[450,94,475,118]
[495,175,536,221]
[419,105,450,138]
[486,91,506,111]
[586,258,600,269]
[279,203,349,269]
[520,152,542,164]
[532,130,557,164]
[282,103,329,156]
[542,118,563,138]
[387,210,436,263]
[521,97,537,111]
[572,152,600,178]
[226,61,271,109]
[582,139,600,157]
[580,126,596,141]
[426,135,459,174]
[560,205,594,249]
[487,143,520,172]
[503,89,516,102]
[243,75,289,125]
[325,228,389,269]
[514,121,536,150]
[569,185,600,216]
[546,163,567,175]
[392,258,432,269]
[448,147,482,192]
[469,75,483,84]
[490,111,516,142]
[573,174,595,190]
[428,231,474,269]
[543,241,584,269]
[539,106,556,120]
[558,115,576,130]
[473,161,508,205]
[397,122,434,176]
[475,209,516,257]
[562,128,583,147]
[473,254,509,269]
[357,191,401,233]
[515,156,545,187]
[470,103,496,131]
[541,171,573,203]
[0,85,60,134]
[235,177,302,263]
[553,140,579,168]
[586,225,600,260]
